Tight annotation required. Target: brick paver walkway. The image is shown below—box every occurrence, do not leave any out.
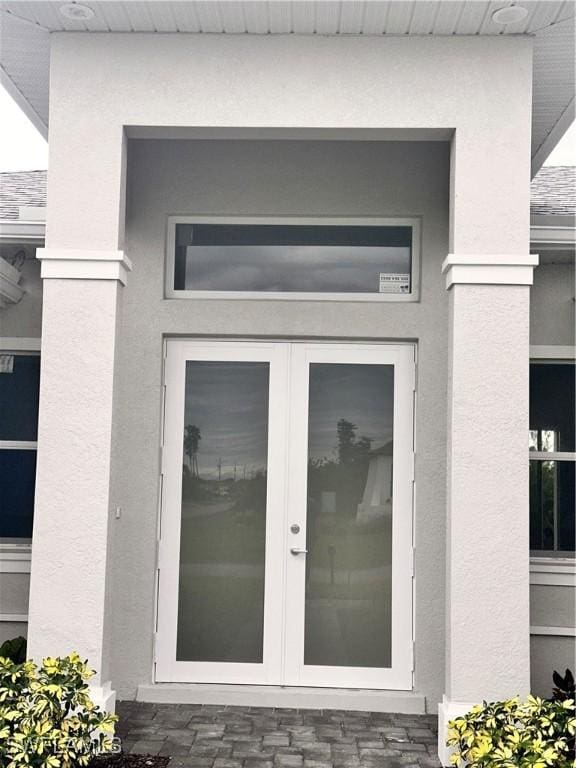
[116,701,441,768]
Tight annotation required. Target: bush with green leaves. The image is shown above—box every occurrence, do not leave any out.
[0,652,117,768]
[447,694,576,767]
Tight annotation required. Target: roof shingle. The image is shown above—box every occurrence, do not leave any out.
[530,166,576,217]
[0,169,47,220]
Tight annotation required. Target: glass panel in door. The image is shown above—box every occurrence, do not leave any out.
[304,363,395,669]
[177,361,270,663]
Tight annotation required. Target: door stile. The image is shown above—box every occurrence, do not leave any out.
[155,340,290,684]
[282,343,415,690]
[282,344,311,686]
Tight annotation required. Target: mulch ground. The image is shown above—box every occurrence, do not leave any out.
[91,755,170,767]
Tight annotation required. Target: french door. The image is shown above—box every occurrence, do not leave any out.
[156,340,415,690]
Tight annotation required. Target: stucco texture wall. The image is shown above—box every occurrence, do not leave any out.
[106,139,450,706]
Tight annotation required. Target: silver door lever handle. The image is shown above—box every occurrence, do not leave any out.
[290,547,308,555]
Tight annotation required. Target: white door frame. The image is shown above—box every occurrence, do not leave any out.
[155,339,415,690]
[155,340,290,684]
[283,343,415,690]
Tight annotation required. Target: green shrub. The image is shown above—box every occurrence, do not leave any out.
[447,695,575,767]
[0,636,27,664]
[0,652,118,768]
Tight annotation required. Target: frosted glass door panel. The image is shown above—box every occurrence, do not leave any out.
[176,361,270,663]
[304,363,394,668]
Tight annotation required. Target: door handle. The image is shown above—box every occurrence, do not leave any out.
[290,547,308,555]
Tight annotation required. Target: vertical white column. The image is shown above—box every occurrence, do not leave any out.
[27,251,131,711]
[439,137,538,764]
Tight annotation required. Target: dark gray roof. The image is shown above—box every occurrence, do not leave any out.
[0,166,574,221]
[0,170,47,220]
[530,166,576,217]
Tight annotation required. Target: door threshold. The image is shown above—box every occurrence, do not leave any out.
[137,683,426,713]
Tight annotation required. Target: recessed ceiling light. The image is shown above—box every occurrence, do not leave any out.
[59,3,95,21]
[492,5,529,25]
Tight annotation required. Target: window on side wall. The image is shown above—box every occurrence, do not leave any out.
[529,359,575,554]
[0,350,40,541]
[166,217,420,301]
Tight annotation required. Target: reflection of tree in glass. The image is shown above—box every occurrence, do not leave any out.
[184,424,202,478]
[308,419,372,518]
[336,419,372,465]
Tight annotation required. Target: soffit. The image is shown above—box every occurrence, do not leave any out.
[0,1,574,173]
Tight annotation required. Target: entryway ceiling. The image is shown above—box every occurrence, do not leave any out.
[0,1,574,173]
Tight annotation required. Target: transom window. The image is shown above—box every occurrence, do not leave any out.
[529,359,575,554]
[166,217,419,301]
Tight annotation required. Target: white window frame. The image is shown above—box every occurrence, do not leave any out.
[0,337,40,553]
[165,216,421,302]
[529,345,576,570]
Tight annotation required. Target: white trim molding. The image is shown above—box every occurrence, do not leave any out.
[442,254,539,289]
[0,546,32,573]
[0,338,41,352]
[530,224,575,251]
[530,557,576,587]
[530,345,575,360]
[530,625,576,637]
[0,613,28,623]
[0,441,37,450]
[438,697,478,767]
[0,220,45,243]
[37,248,132,286]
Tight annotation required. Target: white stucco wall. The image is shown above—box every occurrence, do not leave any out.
[46,33,531,254]
[107,138,450,704]
[30,30,534,721]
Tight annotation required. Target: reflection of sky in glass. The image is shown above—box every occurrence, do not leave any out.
[308,364,394,460]
[184,362,269,478]
[184,246,410,293]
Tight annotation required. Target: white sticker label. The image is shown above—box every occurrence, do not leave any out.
[379,273,410,294]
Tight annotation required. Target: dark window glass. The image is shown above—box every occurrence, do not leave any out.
[529,362,575,553]
[0,450,36,538]
[529,363,575,452]
[177,361,270,663]
[174,223,413,294]
[0,354,40,441]
[530,460,575,552]
[304,363,394,668]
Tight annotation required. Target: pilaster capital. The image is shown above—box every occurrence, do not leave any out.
[36,248,132,286]
[441,254,539,290]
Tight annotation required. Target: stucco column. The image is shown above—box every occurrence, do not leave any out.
[438,253,538,764]
[27,249,131,712]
